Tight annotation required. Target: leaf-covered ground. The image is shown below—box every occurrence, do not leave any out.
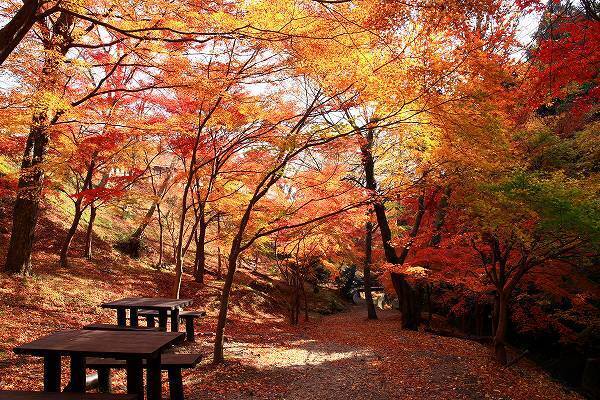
[0,207,583,400]
[179,308,582,400]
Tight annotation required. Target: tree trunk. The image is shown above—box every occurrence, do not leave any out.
[493,292,509,365]
[156,203,164,268]
[214,249,239,363]
[0,0,39,66]
[216,214,222,279]
[193,213,207,284]
[4,123,48,274]
[398,193,425,264]
[302,278,309,322]
[391,272,422,330]
[4,12,73,275]
[60,155,95,267]
[360,126,400,264]
[60,206,84,267]
[84,203,97,260]
[131,169,173,240]
[364,221,377,320]
[430,186,451,247]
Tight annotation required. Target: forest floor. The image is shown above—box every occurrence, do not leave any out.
[179,307,583,400]
[0,199,584,400]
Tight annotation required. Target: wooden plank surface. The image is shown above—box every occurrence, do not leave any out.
[101,297,193,310]
[14,330,184,357]
[0,391,137,399]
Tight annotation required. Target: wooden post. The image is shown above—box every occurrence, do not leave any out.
[185,317,195,342]
[117,308,127,326]
[158,309,168,331]
[168,368,184,400]
[147,354,162,400]
[146,315,156,328]
[97,368,112,393]
[126,359,144,399]
[43,353,61,392]
[130,308,139,328]
[70,355,86,392]
[171,308,180,332]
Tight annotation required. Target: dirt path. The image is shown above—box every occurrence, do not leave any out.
[183,307,581,400]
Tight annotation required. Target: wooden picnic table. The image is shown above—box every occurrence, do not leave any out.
[101,297,193,332]
[14,329,184,400]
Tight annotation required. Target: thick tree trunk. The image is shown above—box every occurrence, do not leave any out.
[0,0,39,66]
[84,203,97,260]
[4,12,72,275]
[364,221,377,320]
[391,272,422,330]
[4,123,48,275]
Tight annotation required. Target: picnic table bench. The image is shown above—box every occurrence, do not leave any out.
[87,354,202,400]
[138,310,205,341]
[14,329,184,400]
[101,297,193,332]
[0,392,136,399]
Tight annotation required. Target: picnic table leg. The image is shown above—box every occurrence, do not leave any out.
[43,353,61,392]
[168,368,184,400]
[146,315,156,328]
[146,354,162,400]
[130,308,139,328]
[98,367,112,393]
[126,358,144,400]
[171,308,180,332]
[158,309,168,331]
[184,317,195,342]
[70,354,86,392]
[117,308,127,326]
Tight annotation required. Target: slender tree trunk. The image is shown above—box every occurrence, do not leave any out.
[131,169,173,240]
[216,215,222,279]
[4,12,73,275]
[364,221,377,320]
[398,193,425,264]
[214,248,239,363]
[494,292,509,365]
[193,213,207,283]
[83,203,96,260]
[60,155,95,267]
[59,206,84,267]
[156,203,164,268]
[302,278,309,322]
[360,126,400,264]
[430,186,451,247]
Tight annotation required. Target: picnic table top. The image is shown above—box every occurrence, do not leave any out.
[101,297,193,311]
[14,329,184,358]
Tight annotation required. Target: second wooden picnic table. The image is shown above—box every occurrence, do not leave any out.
[101,297,193,332]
